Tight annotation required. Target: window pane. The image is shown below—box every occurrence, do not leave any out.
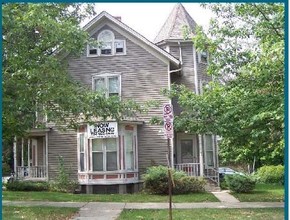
[80,153,84,171]
[106,138,117,151]
[99,30,114,42]
[92,139,103,151]
[80,134,84,152]
[205,135,213,150]
[125,133,133,152]
[115,41,124,53]
[100,42,112,55]
[206,151,214,166]
[126,152,134,170]
[108,77,119,94]
[94,78,105,92]
[89,48,97,55]
[93,152,103,171]
[107,152,117,171]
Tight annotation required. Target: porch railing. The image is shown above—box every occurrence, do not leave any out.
[204,167,219,186]
[16,166,47,179]
[175,163,200,176]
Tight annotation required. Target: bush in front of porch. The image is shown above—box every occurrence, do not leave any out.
[143,165,206,195]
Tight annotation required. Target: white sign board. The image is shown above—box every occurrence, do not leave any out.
[88,122,118,139]
[163,104,174,139]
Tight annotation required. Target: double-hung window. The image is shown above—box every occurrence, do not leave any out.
[93,74,120,97]
[92,138,118,171]
[124,131,134,170]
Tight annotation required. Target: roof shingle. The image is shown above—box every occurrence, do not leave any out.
[154,3,197,44]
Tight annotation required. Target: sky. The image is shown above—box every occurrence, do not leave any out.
[86,3,214,42]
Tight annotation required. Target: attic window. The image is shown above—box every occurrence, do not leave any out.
[87,29,126,57]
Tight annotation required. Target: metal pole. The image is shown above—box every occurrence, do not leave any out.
[167,138,172,220]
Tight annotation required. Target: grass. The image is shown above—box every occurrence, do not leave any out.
[3,191,219,203]
[2,206,78,220]
[231,184,284,202]
[118,208,284,220]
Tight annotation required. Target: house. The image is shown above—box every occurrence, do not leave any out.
[13,3,219,194]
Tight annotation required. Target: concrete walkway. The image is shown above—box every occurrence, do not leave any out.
[2,191,284,220]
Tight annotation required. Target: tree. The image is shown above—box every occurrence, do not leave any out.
[169,3,284,167]
[2,3,145,144]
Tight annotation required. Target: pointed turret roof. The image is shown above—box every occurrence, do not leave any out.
[154,3,197,44]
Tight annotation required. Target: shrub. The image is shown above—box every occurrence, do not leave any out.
[225,174,255,193]
[143,165,206,195]
[219,179,229,190]
[2,162,11,176]
[6,181,49,191]
[49,156,78,193]
[255,165,284,185]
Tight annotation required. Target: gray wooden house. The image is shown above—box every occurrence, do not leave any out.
[14,4,219,193]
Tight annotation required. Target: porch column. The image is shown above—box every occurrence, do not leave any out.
[198,134,204,176]
[45,133,48,179]
[21,138,24,167]
[28,139,31,170]
[13,136,17,174]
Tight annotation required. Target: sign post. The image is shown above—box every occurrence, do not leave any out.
[163,104,174,220]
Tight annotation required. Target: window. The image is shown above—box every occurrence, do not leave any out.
[92,138,118,171]
[93,74,120,97]
[124,132,134,170]
[205,135,214,167]
[198,51,208,64]
[115,40,126,54]
[79,134,85,171]
[87,29,126,57]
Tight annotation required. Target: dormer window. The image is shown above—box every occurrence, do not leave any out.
[87,29,126,57]
[198,51,209,64]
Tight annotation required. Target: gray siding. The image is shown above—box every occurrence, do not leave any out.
[48,129,78,181]
[65,24,170,176]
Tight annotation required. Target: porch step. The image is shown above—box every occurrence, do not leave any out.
[205,179,221,192]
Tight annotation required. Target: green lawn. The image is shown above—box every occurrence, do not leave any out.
[2,206,78,220]
[231,184,284,202]
[118,208,284,220]
[3,191,219,203]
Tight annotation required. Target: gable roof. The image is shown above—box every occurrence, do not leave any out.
[83,11,180,66]
[154,3,197,44]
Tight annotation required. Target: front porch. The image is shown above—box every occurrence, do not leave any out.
[13,129,49,181]
[174,133,219,186]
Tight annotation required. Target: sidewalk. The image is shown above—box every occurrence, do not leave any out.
[2,191,284,220]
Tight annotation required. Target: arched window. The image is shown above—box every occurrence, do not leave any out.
[87,29,126,57]
[98,30,115,55]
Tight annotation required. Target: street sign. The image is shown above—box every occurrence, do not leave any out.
[163,104,174,139]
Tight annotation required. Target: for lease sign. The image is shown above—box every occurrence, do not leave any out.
[88,122,118,138]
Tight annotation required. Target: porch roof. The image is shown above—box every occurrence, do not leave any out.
[27,128,50,137]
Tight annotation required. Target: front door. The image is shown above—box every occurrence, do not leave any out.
[176,134,198,164]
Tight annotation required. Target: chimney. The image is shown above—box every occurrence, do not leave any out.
[114,16,122,21]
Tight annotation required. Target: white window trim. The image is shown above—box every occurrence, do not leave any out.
[77,133,87,172]
[90,138,119,172]
[87,29,127,57]
[204,134,215,167]
[92,73,121,98]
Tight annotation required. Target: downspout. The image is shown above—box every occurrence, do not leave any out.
[168,55,182,168]
[193,45,204,176]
